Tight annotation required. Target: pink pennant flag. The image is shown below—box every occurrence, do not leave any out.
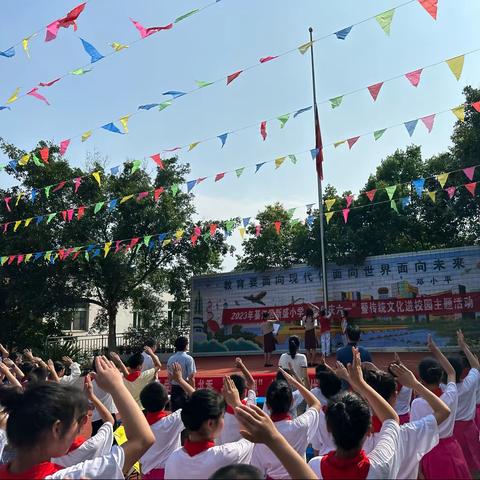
[191,235,198,246]
[73,177,82,193]
[53,181,66,192]
[446,186,456,199]
[154,187,164,202]
[137,191,149,201]
[59,139,70,156]
[260,121,267,141]
[366,189,377,202]
[16,255,24,265]
[405,68,423,87]
[368,82,383,101]
[164,147,181,152]
[194,226,202,237]
[67,209,74,222]
[27,88,50,105]
[64,247,74,260]
[210,224,218,236]
[274,221,281,234]
[420,114,436,133]
[418,0,438,19]
[61,211,67,222]
[45,20,60,42]
[3,224,8,234]
[115,240,123,253]
[130,18,173,39]
[150,154,164,169]
[128,237,140,250]
[196,177,207,185]
[346,195,354,208]
[463,166,476,181]
[465,182,477,196]
[215,172,225,182]
[57,249,65,261]
[8,256,15,265]
[39,78,61,87]
[77,206,85,220]
[342,208,350,223]
[472,101,480,113]
[255,224,262,237]
[227,70,243,85]
[40,147,49,163]
[259,56,278,63]
[347,136,360,149]
[4,198,11,212]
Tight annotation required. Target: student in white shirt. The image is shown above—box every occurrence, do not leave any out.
[308,348,401,480]
[263,369,305,419]
[164,378,254,479]
[0,355,155,479]
[278,336,308,383]
[217,358,256,445]
[54,356,82,385]
[410,335,471,480]
[141,339,158,372]
[140,363,194,479]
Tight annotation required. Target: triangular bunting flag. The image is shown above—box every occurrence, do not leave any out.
[60,139,70,156]
[374,129,387,141]
[465,182,477,196]
[310,148,319,160]
[345,195,354,208]
[174,9,199,23]
[418,0,438,19]
[274,221,281,235]
[163,91,186,99]
[102,123,123,134]
[428,191,436,202]
[325,212,334,224]
[463,166,475,181]
[342,208,350,223]
[446,186,456,199]
[154,188,164,202]
[111,42,129,52]
[150,154,164,169]
[196,80,214,88]
[347,136,360,149]
[260,121,267,141]
[188,142,200,151]
[368,82,383,101]
[293,106,312,118]
[242,217,251,228]
[92,171,101,186]
[227,71,242,85]
[239,227,246,239]
[27,88,50,105]
[446,55,464,81]
[298,42,312,55]
[405,69,423,87]
[80,38,104,63]
[275,157,286,169]
[120,195,133,204]
[6,87,20,104]
[32,154,44,167]
[108,199,118,211]
[18,154,30,166]
[385,185,397,200]
[259,56,278,63]
[218,133,228,148]
[404,119,418,137]
[235,167,245,178]
[131,159,141,174]
[0,47,15,58]
[436,173,449,188]
[171,184,179,196]
[420,114,436,133]
[451,105,465,122]
[412,178,425,196]
[118,115,129,133]
[391,200,399,213]
[71,68,91,75]
[94,202,104,214]
[330,96,343,109]
[81,131,92,142]
[335,26,352,40]
[40,147,49,163]
[288,155,297,164]
[325,199,336,211]
[255,162,266,173]
[375,9,395,35]
[215,172,225,182]
[472,101,480,113]
[210,224,217,237]
[278,114,290,128]
[158,101,172,111]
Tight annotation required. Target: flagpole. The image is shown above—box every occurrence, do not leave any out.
[308,27,329,311]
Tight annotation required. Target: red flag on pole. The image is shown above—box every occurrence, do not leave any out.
[314,105,324,180]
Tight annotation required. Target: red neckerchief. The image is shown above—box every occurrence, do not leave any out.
[125,370,142,382]
[432,387,443,397]
[145,410,169,425]
[183,439,215,457]
[371,415,382,433]
[225,399,247,415]
[320,450,370,480]
[0,462,63,479]
[270,412,292,422]
[67,435,86,453]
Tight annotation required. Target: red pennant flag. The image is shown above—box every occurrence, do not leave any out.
[367,82,383,101]
[3,224,8,234]
[215,172,225,182]
[346,195,354,208]
[210,224,217,236]
[4,198,11,212]
[465,182,477,196]
[366,189,377,202]
[405,68,423,87]
[154,187,164,202]
[150,154,164,169]
[260,121,267,141]
[342,208,350,223]
[72,251,82,261]
[446,186,456,199]
[227,70,242,85]
[115,240,123,253]
[196,177,207,185]
[39,78,61,87]
[274,221,281,234]
[314,105,324,180]
[61,211,67,221]
[40,147,49,163]
[418,0,438,19]
[67,209,74,222]
[60,139,70,156]
[58,249,65,260]
[260,56,278,63]
[77,206,85,220]
[128,238,140,250]
[347,136,360,149]
[53,181,66,192]
[255,224,262,237]
[57,2,87,29]
[194,226,202,236]
[74,177,82,193]
[472,101,480,113]
[463,166,476,181]
[8,256,15,265]
[64,248,74,260]
[191,235,198,246]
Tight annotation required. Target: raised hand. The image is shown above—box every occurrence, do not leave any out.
[223,376,241,408]
[62,356,73,366]
[346,348,364,390]
[457,330,466,349]
[171,362,183,383]
[389,363,418,389]
[237,404,280,444]
[235,357,243,369]
[109,351,121,363]
[84,373,94,400]
[23,349,34,361]
[333,361,350,381]
[94,356,124,393]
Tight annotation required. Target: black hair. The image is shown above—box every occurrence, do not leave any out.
[326,391,371,451]
[346,324,361,342]
[418,357,443,385]
[288,336,300,359]
[447,355,464,383]
[276,369,293,382]
[20,361,35,376]
[342,309,349,318]
[210,464,263,480]
[305,308,314,318]
[9,352,22,364]
[266,380,292,414]
[0,382,88,449]
[126,352,144,369]
[181,389,225,432]
[363,369,396,402]
[317,372,342,399]
[315,364,328,376]
[54,361,65,374]
[175,336,189,352]
[320,309,326,316]
[230,374,246,397]
[28,366,49,383]
[140,382,169,412]
[144,338,156,349]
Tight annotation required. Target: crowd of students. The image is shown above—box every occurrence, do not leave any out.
[0,331,478,479]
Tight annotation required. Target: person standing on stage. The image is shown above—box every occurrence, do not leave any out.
[340,309,349,346]
[262,311,279,367]
[301,303,319,367]
[318,309,332,357]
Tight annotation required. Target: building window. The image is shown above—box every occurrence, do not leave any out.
[168,302,190,328]
[62,304,89,331]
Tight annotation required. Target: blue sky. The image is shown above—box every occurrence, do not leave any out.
[0,0,479,270]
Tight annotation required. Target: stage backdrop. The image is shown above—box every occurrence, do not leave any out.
[190,246,480,354]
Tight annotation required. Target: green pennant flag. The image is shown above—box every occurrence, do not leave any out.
[131,159,141,174]
[330,96,343,109]
[171,184,179,196]
[225,220,235,232]
[235,167,245,178]
[143,235,152,247]
[375,9,395,35]
[94,202,104,214]
[196,80,213,88]
[44,250,52,260]
[159,101,172,111]
[0,257,6,266]
[135,243,143,253]
[71,68,91,75]
[202,231,210,241]
[32,153,44,167]
[85,251,90,261]
[374,129,387,141]
[45,185,52,198]
[288,155,297,164]
[278,114,290,128]
[385,185,397,200]
[174,9,199,23]
[390,200,399,213]
[46,213,56,224]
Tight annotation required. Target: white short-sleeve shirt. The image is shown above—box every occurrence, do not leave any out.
[311,409,336,455]
[308,419,401,480]
[141,352,155,372]
[310,387,328,406]
[92,381,118,422]
[123,368,157,408]
[278,353,307,379]
[263,388,304,419]
[452,368,480,421]
[164,438,253,479]
[411,382,457,438]
[140,410,184,474]
[394,386,412,416]
[251,407,319,479]
[59,363,82,385]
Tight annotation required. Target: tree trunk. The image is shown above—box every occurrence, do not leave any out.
[107,304,118,352]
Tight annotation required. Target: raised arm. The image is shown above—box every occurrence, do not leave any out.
[0,344,9,359]
[109,352,129,377]
[85,374,115,425]
[144,347,162,371]
[47,359,60,383]
[306,302,320,312]
[235,357,255,391]
[427,335,456,384]
[0,363,21,388]
[2,358,24,380]
[457,330,480,371]
[278,367,320,411]
[171,363,195,396]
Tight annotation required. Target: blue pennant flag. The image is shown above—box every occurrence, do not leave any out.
[31,189,37,203]
[158,233,167,242]
[242,217,251,228]
[110,165,120,175]
[412,178,425,197]
[255,162,266,173]
[218,133,228,148]
[401,196,411,208]
[33,252,43,261]
[148,239,156,251]
[187,180,196,192]
[0,47,15,58]
[86,244,95,253]
[102,123,123,134]
[306,215,314,226]
[8,161,17,172]
[80,38,104,63]
[404,119,418,137]
[36,216,44,225]
[335,26,352,40]
[0,106,11,111]
[310,148,319,160]
[49,255,55,264]
[138,103,160,110]
[108,199,118,211]
[92,249,101,258]
[293,106,312,118]
[163,91,186,99]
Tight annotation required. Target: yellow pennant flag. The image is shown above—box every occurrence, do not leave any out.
[325,199,336,211]
[119,115,130,133]
[113,426,140,473]
[446,55,464,81]
[298,41,312,55]
[239,227,246,239]
[334,140,346,148]
[18,154,30,166]
[15,192,24,206]
[428,191,436,203]
[188,142,201,151]
[275,157,286,169]
[120,194,134,204]
[1,257,7,266]
[163,239,171,247]
[6,87,20,104]
[436,173,449,188]
[451,105,465,122]
[24,218,33,227]
[14,221,21,232]
[25,253,32,263]
[104,242,112,257]
[92,171,102,186]
[22,33,36,58]
[110,42,129,52]
[81,131,92,142]
[325,212,334,224]
[175,229,184,240]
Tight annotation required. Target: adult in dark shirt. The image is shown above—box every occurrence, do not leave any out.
[336,324,372,366]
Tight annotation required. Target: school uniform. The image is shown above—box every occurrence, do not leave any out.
[123,368,157,408]
[278,353,307,380]
[263,389,304,419]
[251,407,319,479]
[91,381,118,435]
[140,410,184,479]
[411,382,471,479]
[217,390,256,445]
[302,315,318,350]
[394,386,412,424]
[164,438,253,479]
[310,387,328,407]
[311,408,336,456]
[59,362,81,385]
[308,419,401,479]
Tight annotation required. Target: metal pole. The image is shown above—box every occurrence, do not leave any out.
[308,27,329,311]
